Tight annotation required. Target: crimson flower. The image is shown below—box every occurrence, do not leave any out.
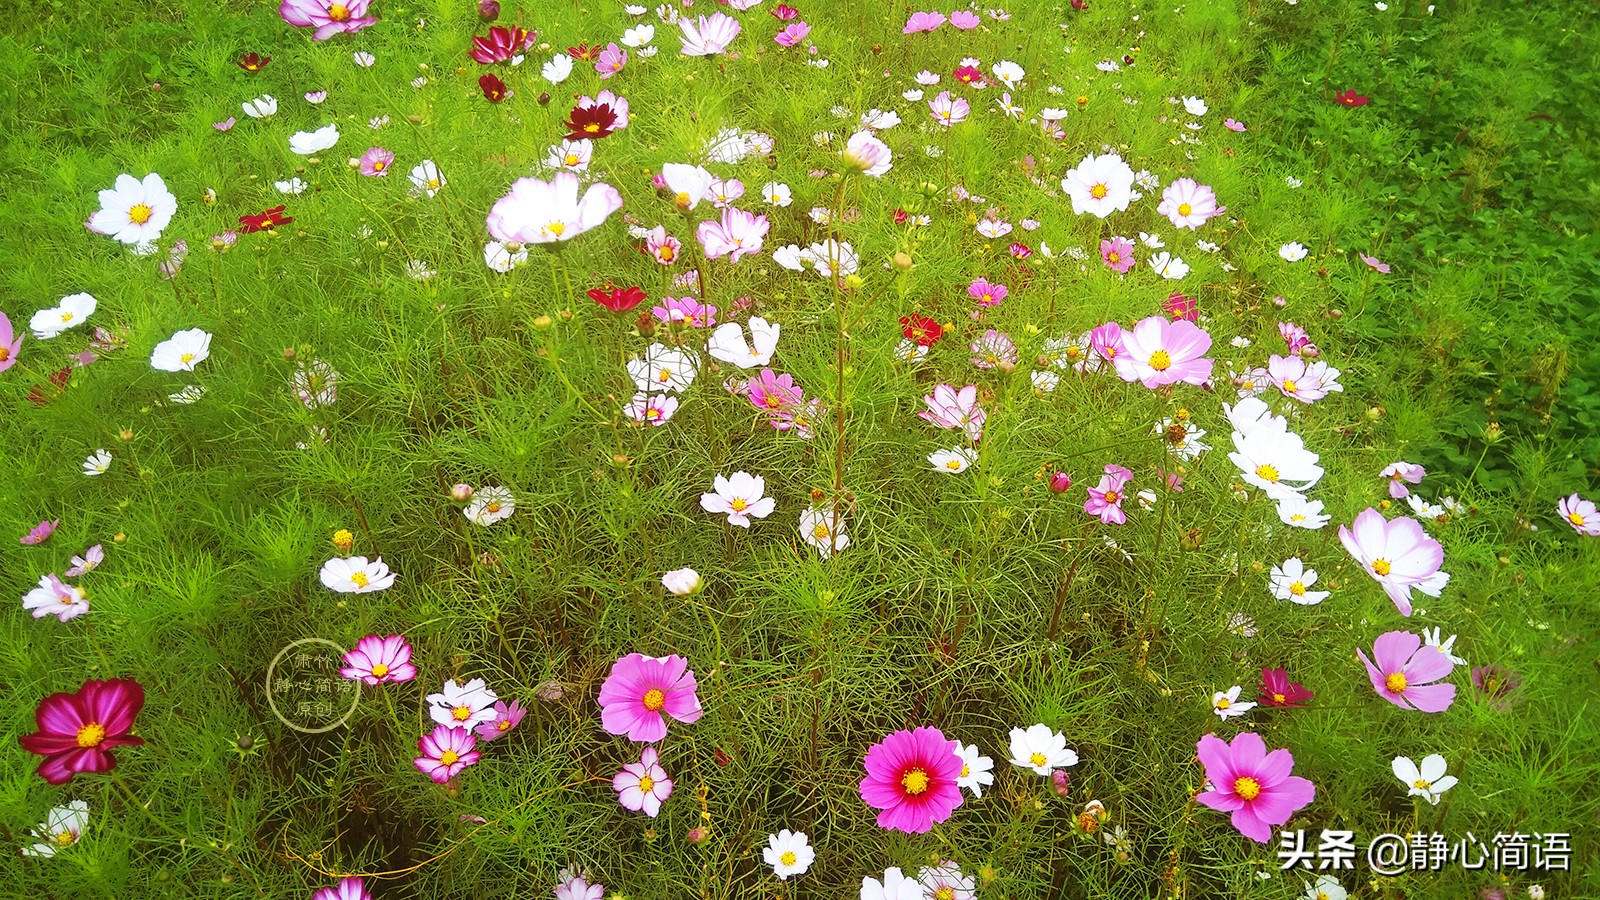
[27,366,72,405]
[770,3,799,19]
[239,206,293,232]
[237,52,271,73]
[588,286,647,313]
[469,25,537,64]
[564,103,618,141]
[1334,89,1370,108]
[953,65,984,86]
[1162,292,1199,323]
[19,678,146,784]
[567,43,600,61]
[1258,668,1313,708]
[900,314,943,347]
[479,73,509,103]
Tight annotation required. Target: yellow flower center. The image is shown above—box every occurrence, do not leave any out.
[128,203,153,224]
[180,352,195,364]
[638,774,655,793]
[1290,514,1306,523]
[646,408,662,420]
[1066,346,1082,359]
[427,178,441,189]
[1107,251,1120,263]
[55,830,78,846]
[329,3,351,21]
[936,889,955,900]
[498,719,511,731]
[812,524,830,540]
[780,850,797,866]
[658,368,673,383]
[730,498,748,512]
[486,502,502,513]
[660,246,676,262]
[1568,512,1585,526]
[583,123,601,133]
[946,460,963,470]
[1103,490,1120,505]
[1177,202,1192,216]
[370,663,389,677]
[61,312,75,323]
[350,572,370,588]
[1149,349,1172,371]
[1215,697,1231,709]
[452,705,473,721]
[1029,752,1047,767]
[1090,183,1108,199]
[1254,464,1280,483]
[0,347,8,361]
[77,723,106,748]
[960,763,970,777]
[372,160,385,172]
[1413,779,1431,790]
[1289,581,1306,596]
[439,749,459,765]
[1372,559,1392,576]
[901,767,930,795]
[1385,672,1407,693]
[642,688,666,711]
[1282,378,1298,394]
[1273,692,1286,703]
[547,222,567,237]
[1233,776,1261,800]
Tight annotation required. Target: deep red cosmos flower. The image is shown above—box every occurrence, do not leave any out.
[770,3,799,19]
[19,678,146,784]
[953,65,984,86]
[1334,89,1371,108]
[236,52,271,73]
[239,206,293,233]
[564,103,618,141]
[469,25,537,64]
[479,73,509,103]
[27,365,72,405]
[566,43,600,61]
[588,286,647,313]
[900,314,943,347]
[1257,667,1313,708]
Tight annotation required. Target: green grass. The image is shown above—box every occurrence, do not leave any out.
[1,0,1597,898]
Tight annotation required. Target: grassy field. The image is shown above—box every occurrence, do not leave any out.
[2,0,1597,898]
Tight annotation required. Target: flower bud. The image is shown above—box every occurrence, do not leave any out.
[661,567,702,596]
[686,826,709,844]
[451,483,474,502]
[1049,471,1072,493]
[532,315,553,330]
[1271,294,1287,308]
[332,529,354,552]
[118,428,135,442]
[477,0,499,20]
[891,251,913,270]
[1051,771,1072,797]
[113,532,127,544]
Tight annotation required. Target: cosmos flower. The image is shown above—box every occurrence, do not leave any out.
[1338,509,1449,616]
[919,863,975,900]
[661,163,716,211]
[799,506,848,558]
[700,471,777,528]
[1195,731,1315,843]
[464,486,515,525]
[290,124,340,155]
[86,174,176,247]
[661,568,701,596]
[21,518,59,545]
[1258,668,1314,707]
[614,746,674,816]
[22,574,89,622]
[627,343,697,393]
[843,130,892,176]
[1008,723,1077,776]
[624,392,679,426]
[775,21,811,47]
[149,329,212,372]
[1269,557,1330,605]
[1279,242,1309,262]
[589,285,647,313]
[1391,754,1458,805]
[1084,464,1133,525]
[747,368,803,412]
[968,278,1007,307]
[19,678,145,784]
[595,42,627,78]
[1100,236,1135,273]
[1558,493,1600,536]
[929,447,977,474]
[919,384,985,441]
[1334,89,1371,107]
[319,556,396,593]
[969,329,1016,369]
[1360,254,1391,274]
[1358,630,1456,712]
[1274,495,1330,529]
[1157,178,1225,230]
[487,172,622,245]
[1266,354,1343,403]
[903,11,947,32]
[65,544,104,577]
[696,207,770,262]
[82,449,112,476]
[427,678,499,727]
[241,94,277,118]
[859,726,964,834]
[1229,423,1324,501]
[598,653,703,742]
[339,634,417,685]
[469,24,537,63]
[543,54,574,83]
[0,310,22,372]
[1470,664,1519,711]
[1113,316,1213,388]
[1061,153,1135,218]
[679,12,741,56]
[928,91,970,126]
[707,317,780,368]
[22,800,90,857]
[475,700,526,740]
[279,0,377,40]
[1381,462,1426,499]
[312,878,372,900]
[554,870,603,900]
[1212,685,1256,720]
[413,725,480,783]
[764,829,814,879]
[239,205,293,232]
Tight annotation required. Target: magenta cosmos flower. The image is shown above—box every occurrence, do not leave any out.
[1196,731,1315,843]
[475,699,526,740]
[1558,493,1600,536]
[469,25,537,64]
[313,877,372,900]
[1157,178,1225,230]
[1100,236,1135,273]
[279,0,377,40]
[1358,630,1456,713]
[1337,508,1449,616]
[858,726,964,834]
[598,653,703,742]
[968,278,1007,307]
[1113,316,1214,388]
[19,678,145,784]
[414,725,481,783]
[357,147,393,177]
[774,22,810,47]
[747,369,803,413]
[486,172,623,245]
[613,745,674,816]
[1084,464,1133,525]
[0,310,23,373]
[1088,322,1125,369]
[339,634,417,685]
[21,518,58,545]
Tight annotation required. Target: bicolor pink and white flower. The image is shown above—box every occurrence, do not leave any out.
[339,634,417,685]
[1338,509,1449,617]
[279,0,377,40]
[700,471,776,528]
[1558,493,1600,536]
[1381,462,1426,499]
[928,91,970,127]
[696,207,769,262]
[486,172,622,245]
[22,574,89,622]
[1157,178,1225,230]
[1266,354,1343,403]
[918,384,986,441]
[1112,316,1214,388]
[613,746,674,816]
[413,725,480,783]
[427,678,499,727]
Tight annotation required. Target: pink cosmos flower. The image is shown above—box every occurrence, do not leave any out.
[1380,462,1426,499]
[0,310,23,373]
[1360,254,1391,274]
[903,11,947,33]
[1195,732,1316,843]
[624,392,679,426]
[65,544,104,577]
[339,634,417,685]
[596,42,627,79]
[486,172,623,245]
[1278,321,1313,356]
[1008,241,1032,259]
[1358,630,1457,712]
[1100,236,1135,273]
[644,226,681,266]
[474,700,526,740]
[679,13,741,56]
[413,725,480,783]
[949,10,980,28]
[969,330,1016,370]
[1088,322,1125,368]
[1113,316,1214,388]
[651,297,718,328]
[858,726,964,834]
[19,678,145,784]
[312,877,372,900]
[1338,508,1449,617]
[968,278,1008,307]
[1157,178,1225,230]
[919,384,986,441]
[842,130,892,177]
[771,397,823,438]
[598,653,704,742]
[706,177,745,207]
[696,207,769,263]
[556,871,604,900]
[1224,117,1246,132]
[1084,464,1133,525]
[469,25,537,64]
[1558,493,1600,536]
[1162,292,1198,323]
[613,746,674,816]
[774,22,810,47]
[928,91,969,127]
[771,4,799,21]
[21,518,58,545]
[748,369,804,413]
[358,147,393,177]
[1265,354,1343,403]
[214,117,236,132]
[279,0,377,40]
[22,574,89,622]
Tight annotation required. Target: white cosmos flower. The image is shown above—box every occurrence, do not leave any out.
[661,163,716,211]
[1182,95,1208,116]
[706,317,780,368]
[1229,425,1324,500]
[427,678,498,727]
[1303,874,1347,900]
[409,160,446,197]
[991,60,1025,89]
[275,177,308,195]
[319,556,396,593]
[761,181,792,207]
[241,94,277,118]
[622,24,656,47]
[799,506,848,558]
[150,328,212,372]
[763,830,815,880]
[168,385,206,404]
[1223,396,1287,438]
[464,486,515,526]
[22,574,89,622]
[352,51,376,67]
[700,471,776,528]
[290,124,340,155]
[929,447,977,474]
[861,868,926,900]
[661,567,700,595]
[86,174,177,246]
[903,88,925,101]
[1270,557,1330,604]
[1421,627,1468,666]
[1060,152,1135,218]
[1149,251,1190,279]
[23,801,90,857]
[954,742,994,796]
[83,449,112,476]
[1031,370,1059,393]
[31,292,97,339]
[543,54,574,84]
[627,343,698,393]
[483,240,527,273]
[1279,242,1309,262]
[860,108,901,129]
[546,139,593,172]
[485,172,623,245]
[1212,685,1256,719]
[1008,723,1077,776]
[624,392,679,426]
[1391,754,1458,805]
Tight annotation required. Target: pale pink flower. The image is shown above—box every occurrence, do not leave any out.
[696,207,769,262]
[949,10,980,28]
[643,226,681,265]
[357,147,393,177]
[928,91,969,126]
[596,42,627,79]
[279,0,377,40]
[1100,236,1135,273]
[843,131,892,177]
[919,384,985,441]
[1358,631,1457,713]
[903,11,947,32]
[679,13,741,56]
[969,330,1016,370]
[1558,493,1600,536]
[1088,322,1125,368]
[1381,462,1426,499]
[651,296,717,328]
[623,392,679,426]
[1265,354,1343,403]
[613,746,673,816]
[1338,508,1450,617]
[747,369,803,412]
[1156,178,1225,230]
[1113,316,1213,388]
[1360,254,1391,274]
[486,172,622,244]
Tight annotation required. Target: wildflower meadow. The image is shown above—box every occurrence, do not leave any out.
[4,0,1600,898]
